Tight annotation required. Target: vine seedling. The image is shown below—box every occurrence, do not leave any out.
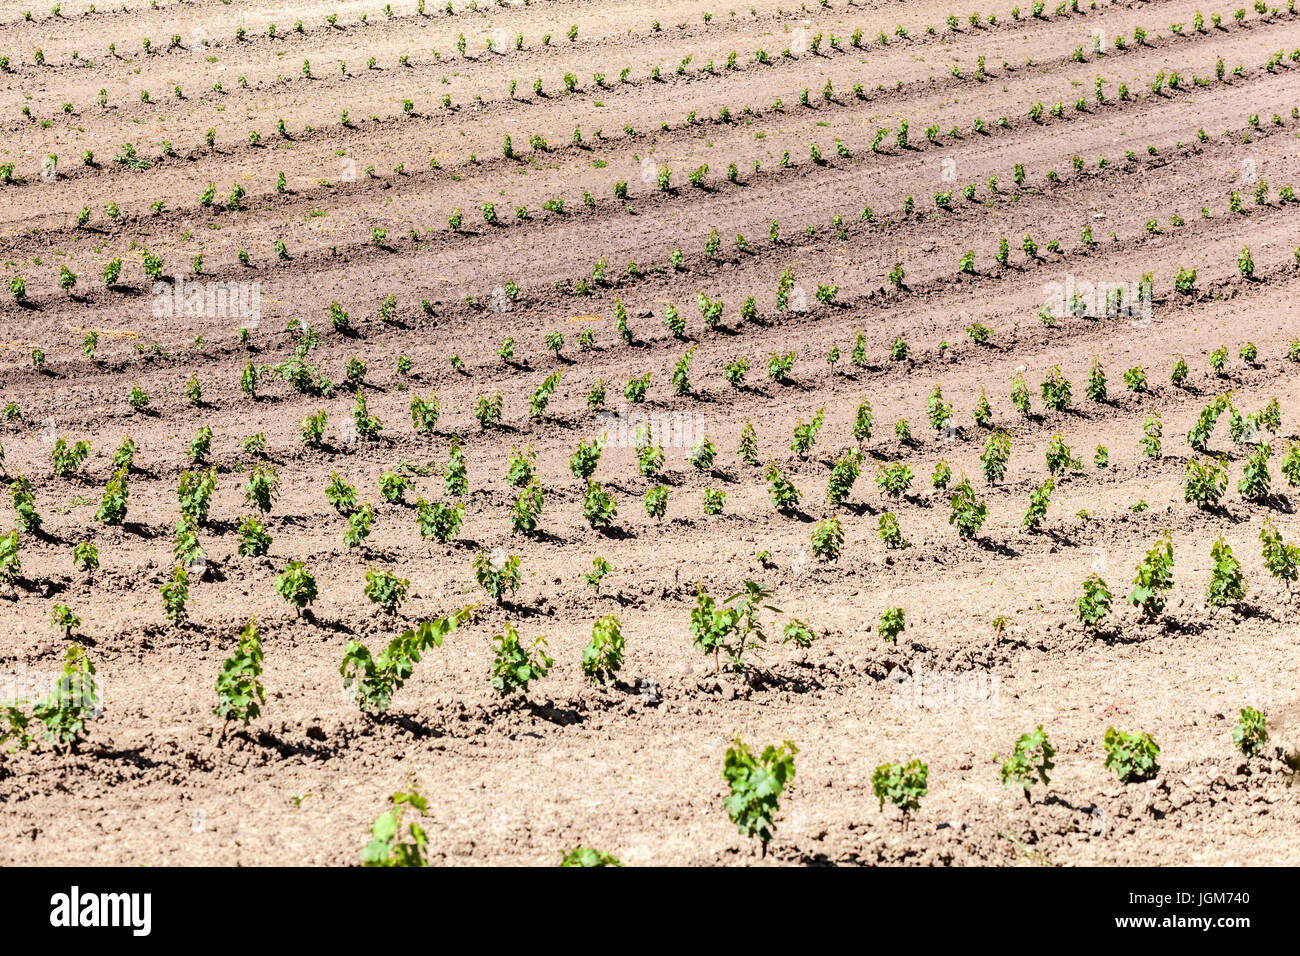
[362,785,431,867]
[491,623,552,696]
[342,606,474,714]
[32,645,98,752]
[722,737,797,856]
[1103,727,1160,782]
[998,725,1055,803]
[214,618,265,729]
[872,759,928,823]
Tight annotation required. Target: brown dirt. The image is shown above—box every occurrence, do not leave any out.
[1,0,1299,866]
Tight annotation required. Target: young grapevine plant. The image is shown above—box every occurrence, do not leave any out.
[581,614,624,684]
[341,606,474,714]
[872,759,928,820]
[31,645,98,751]
[213,618,265,727]
[1103,727,1160,782]
[998,725,1055,802]
[362,786,431,867]
[1127,532,1174,622]
[722,737,797,855]
[491,623,552,696]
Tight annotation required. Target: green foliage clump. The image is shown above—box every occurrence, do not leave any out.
[342,607,473,713]
[491,622,552,695]
[948,478,988,539]
[161,566,190,626]
[1022,478,1053,531]
[362,786,431,867]
[582,614,624,684]
[474,551,521,603]
[878,606,905,643]
[1184,458,1227,509]
[810,516,843,561]
[872,759,928,818]
[1076,574,1112,630]
[1103,727,1160,782]
[722,737,797,852]
[1232,707,1268,758]
[214,618,265,726]
[1127,533,1173,621]
[998,725,1056,802]
[415,497,462,544]
[1260,519,1300,589]
[1206,538,1246,607]
[559,847,624,867]
[365,568,410,615]
[32,645,98,750]
[275,560,317,614]
[690,580,797,674]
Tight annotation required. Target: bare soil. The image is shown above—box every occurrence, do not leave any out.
[1,0,1299,865]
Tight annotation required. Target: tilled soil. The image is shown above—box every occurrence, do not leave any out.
[1,0,1299,865]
